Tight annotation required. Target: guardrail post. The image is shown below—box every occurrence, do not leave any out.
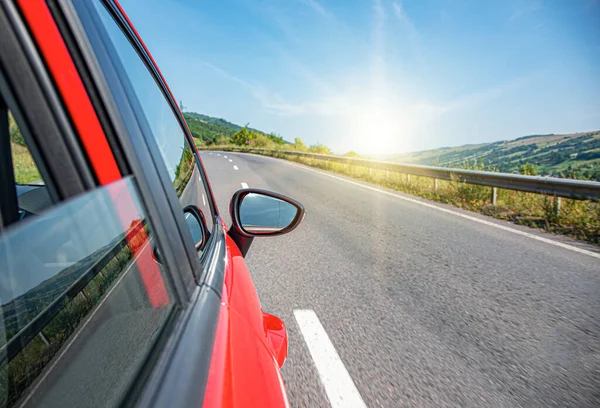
[38,332,50,346]
[434,178,438,192]
[491,187,498,206]
[407,174,411,183]
[369,168,372,176]
[554,196,561,217]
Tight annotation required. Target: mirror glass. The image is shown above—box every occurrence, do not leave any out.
[239,193,299,234]
[184,210,204,249]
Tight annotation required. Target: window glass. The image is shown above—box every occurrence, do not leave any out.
[0,177,173,408]
[7,110,49,223]
[88,1,214,238]
[9,111,41,186]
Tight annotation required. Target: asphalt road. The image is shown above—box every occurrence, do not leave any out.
[201,150,600,408]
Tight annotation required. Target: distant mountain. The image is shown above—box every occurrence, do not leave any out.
[386,131,600,180]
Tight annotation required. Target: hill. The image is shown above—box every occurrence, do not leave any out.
[386,131,600,180]
[183,111,287,146]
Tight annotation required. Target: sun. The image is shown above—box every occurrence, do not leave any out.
[352,104,404,156]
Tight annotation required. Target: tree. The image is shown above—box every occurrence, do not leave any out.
[215,135,231,145]
[231,125,253,145]
[519,163,537,176]
[252,133,274,148]
[344,151,360,158]
[308,143,331,155]
[293,137,307,151]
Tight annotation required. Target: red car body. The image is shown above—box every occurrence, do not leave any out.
[1,0,294,406]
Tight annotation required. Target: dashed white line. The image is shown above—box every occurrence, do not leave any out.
[257,154,600,260]
[229,159,233,162]
[241,182,249,189]
[217,153,220,156]
[294,309,367,408]
[233,165,239,171]
[224,156,228,159]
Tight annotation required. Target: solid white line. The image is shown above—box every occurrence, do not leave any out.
[294,309,367,408]
[260,155,600,260]
[233,165,239,171]
[241,182,249,189]
[20,240,152,407]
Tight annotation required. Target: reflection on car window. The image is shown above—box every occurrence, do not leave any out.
[89,1,214,238]
[0,177,173,408]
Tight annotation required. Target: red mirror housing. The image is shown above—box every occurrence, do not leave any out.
[263,312,288,368]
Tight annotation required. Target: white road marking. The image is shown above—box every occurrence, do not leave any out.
[255,154,600,260]
[224,156,228,158]
[229,159,233,162]
[241,182,249,189]
[217,153,220,156]
[20,240,152,408]
[294,309,367,408]
[233,165,239,171]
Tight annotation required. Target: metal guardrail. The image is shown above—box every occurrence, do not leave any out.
[213,147,600,201]
[0,221,145,366]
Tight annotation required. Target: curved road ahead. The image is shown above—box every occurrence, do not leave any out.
[201,151,600,408]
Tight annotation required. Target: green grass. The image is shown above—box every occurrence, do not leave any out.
[202,145,600,245]
[11,142,41,184]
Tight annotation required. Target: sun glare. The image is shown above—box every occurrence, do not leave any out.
[352,103,406,156]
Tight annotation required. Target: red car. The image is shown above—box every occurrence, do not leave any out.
[0,0,303,406]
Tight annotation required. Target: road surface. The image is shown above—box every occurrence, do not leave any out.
[201,150,600,408]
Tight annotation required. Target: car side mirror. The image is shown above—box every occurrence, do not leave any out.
[229,188,305,256]
[153,205,208,264]
[182,205,209,251]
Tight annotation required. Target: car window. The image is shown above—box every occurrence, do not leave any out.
[6,110,50,224]
[1,102,174,407]
[86,1,215,241]
[8,111,42,187]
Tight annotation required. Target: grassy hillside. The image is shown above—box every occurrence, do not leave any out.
[183,112,237,146]
[183,111,288,146]
[387,131,600,180]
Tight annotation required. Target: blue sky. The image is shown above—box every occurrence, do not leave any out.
[121,0,600,155]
